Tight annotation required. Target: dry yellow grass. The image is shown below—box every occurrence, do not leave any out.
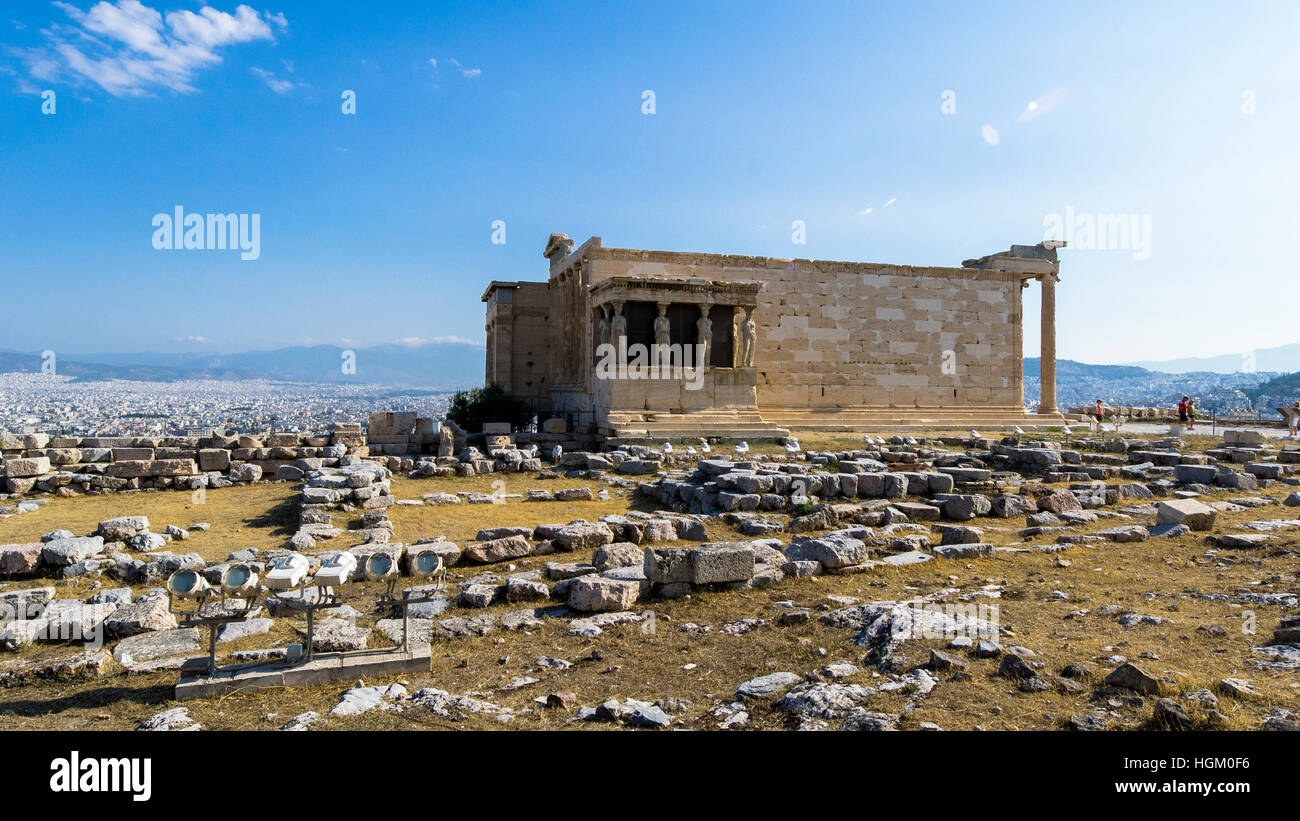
[1,444,1297,731]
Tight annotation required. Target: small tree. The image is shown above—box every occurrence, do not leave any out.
[446,384,531,433]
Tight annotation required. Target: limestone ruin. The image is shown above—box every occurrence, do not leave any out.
[483,234,1068,439]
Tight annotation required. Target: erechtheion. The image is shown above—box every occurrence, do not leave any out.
[483,234,1067,439]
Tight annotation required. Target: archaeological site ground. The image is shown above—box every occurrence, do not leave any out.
[2,422,1298,739]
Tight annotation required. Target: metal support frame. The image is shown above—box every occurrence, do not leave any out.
[174,574,448,681]
[168,590,261,676]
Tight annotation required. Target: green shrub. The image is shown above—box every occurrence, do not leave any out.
[445,384,532,433]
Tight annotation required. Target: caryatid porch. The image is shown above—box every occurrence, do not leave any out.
[586,276,788,438]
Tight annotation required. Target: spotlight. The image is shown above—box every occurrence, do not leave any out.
[409,548,444,579]
[222,563,260,598]
[365,552,398,582]
[167,568,210,600]
[314,551,358,587]
[264,553,310,591]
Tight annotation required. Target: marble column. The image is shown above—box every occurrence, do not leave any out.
[1038,273,1059,414]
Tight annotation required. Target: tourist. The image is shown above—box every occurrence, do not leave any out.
[1178,396,1189,427]
[1092,399,1105,431]
[1290,401,1300,438]
[1186,397,1197,431]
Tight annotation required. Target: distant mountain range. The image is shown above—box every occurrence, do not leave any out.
[1125,342,1300,375]
[2,344,1295,409]
[0,342,484,389]
[1024,359,1150,379]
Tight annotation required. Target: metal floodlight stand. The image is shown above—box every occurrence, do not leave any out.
[279,576,357,664]
[177,567,447,687]
[376,585,446,654]
[169,589,262,676]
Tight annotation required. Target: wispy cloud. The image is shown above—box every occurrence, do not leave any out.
[448,58,481,78]
[251,65,291,93]
[394,335,482,347]
[428,56,481,79]
[14,1,286,97]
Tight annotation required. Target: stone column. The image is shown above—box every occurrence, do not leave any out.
[1038,273,1059,414]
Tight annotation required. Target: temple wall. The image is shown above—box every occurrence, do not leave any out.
[585,251,1024,412]
[484,281,551,409]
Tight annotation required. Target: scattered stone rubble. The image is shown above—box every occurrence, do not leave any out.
[2,424,1298,730]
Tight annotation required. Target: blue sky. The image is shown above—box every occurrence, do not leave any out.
[3,0,1298,364]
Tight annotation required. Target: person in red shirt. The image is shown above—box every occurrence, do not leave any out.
[1178,396,1188,425]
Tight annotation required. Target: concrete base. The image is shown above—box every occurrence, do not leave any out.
[174,644,431,700]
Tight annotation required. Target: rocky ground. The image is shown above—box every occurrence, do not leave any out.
[0,430,1297,731]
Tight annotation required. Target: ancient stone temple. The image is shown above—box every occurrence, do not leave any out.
[482,233,1066,439]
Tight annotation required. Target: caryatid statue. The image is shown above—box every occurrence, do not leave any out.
[610,301,627,345]
[695,303,713,368]
[653,302,672,370]
[653,303,671,346]
[741,310,757,367]
[597,306,610,347]
[438,423,454,457]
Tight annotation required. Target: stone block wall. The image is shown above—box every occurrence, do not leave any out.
[585,249,1025,412]
[1,425,368,495]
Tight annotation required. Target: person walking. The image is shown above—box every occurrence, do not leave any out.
[1178,396,1189,428]
[1289,400,1300,438]
[1092,399,1106,432]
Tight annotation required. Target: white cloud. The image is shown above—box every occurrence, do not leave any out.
[981,124,1000,146]
[858,207,872,215]
[447,57,481,78]
[18,2,284,96]
[394,335,483,347]
[251,65,291,93]
[186,335,211,343]
[427,57,436,68]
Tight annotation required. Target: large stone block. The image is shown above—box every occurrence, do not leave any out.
[1173,464,1218,485]
[567,576,640,612]
[463,535,534,563]
[553,521,615,551]
[1245,462,1285,480]
[41,536,105,567]
[644,546,693,584]
[111,448,154,461]
[689,542,756,584]
[0,544,43,576]
[197,448,232,471]
[1155,499,1216,531]
[0,586,54,620]
[3,456,50,478]
[933,493,993,520]
[98,516,149,541]
[788,534,867,569]
[104,595,178,639]
[1036,489,1082,515]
